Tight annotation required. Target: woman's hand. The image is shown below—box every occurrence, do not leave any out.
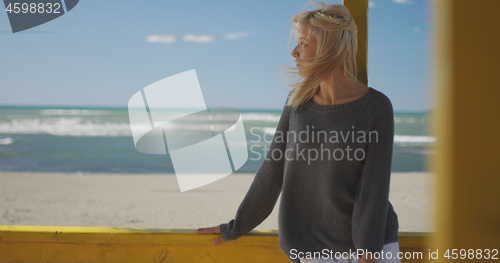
[195,225,225,245]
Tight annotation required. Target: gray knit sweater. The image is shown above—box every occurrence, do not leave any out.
[220,87,399,262]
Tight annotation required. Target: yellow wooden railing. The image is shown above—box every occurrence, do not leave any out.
[0,226,429,263]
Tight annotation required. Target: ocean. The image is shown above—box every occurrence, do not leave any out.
[0,106,434,174]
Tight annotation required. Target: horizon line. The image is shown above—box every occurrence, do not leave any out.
[0,103,433,114]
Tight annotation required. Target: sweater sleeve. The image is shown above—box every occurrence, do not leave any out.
[351,95,395,253]
[219,96,291,241]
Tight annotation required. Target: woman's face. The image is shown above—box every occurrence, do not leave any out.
[291,23,317,68]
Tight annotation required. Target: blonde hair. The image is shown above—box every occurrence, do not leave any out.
[282,2,358,108]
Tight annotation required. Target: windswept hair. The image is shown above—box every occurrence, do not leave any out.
[282,2,358,108]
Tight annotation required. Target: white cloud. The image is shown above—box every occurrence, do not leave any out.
[183,34,214,43]
[225,31,250,40]
[413,26,421,33]
[369,1,376,8]
[146,35,176,44]
[392,0,413,4]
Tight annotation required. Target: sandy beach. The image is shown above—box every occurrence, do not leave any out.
[0,172,434,232]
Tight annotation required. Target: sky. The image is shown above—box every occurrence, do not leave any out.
[0,0,432,112]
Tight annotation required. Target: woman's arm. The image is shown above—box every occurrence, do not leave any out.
[351,95,395,253]
[219,97,292,242]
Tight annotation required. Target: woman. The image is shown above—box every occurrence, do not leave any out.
[196,2,400,263]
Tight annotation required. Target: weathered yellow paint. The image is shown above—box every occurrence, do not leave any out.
[430,0,500,261]
[344,0,368,85]
[0,225,429,263]
[397,232,430,263]
[0,225,285,263]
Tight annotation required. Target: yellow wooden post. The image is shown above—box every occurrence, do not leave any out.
[430,0,500,261]
[343,0,368,86]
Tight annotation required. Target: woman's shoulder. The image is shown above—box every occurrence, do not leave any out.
[366,87,394,113]
[356,87,394,125]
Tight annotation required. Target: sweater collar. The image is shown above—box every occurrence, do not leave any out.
[302,87,376,112]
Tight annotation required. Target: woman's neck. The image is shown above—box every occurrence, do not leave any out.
[312,70,369,105]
